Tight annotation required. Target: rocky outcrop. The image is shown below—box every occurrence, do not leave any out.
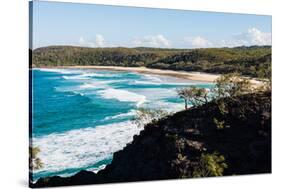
[32,91,271,187]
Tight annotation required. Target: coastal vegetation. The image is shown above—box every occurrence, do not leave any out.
[177,87,209,109]
[176,72,266,111]
[32,73,271,187]
[32,45,271,79]
[192,152,228,177]
[132,108,169,127]
[29,146,43,171]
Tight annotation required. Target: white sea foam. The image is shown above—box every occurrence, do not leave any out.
[81,72,114,78]
[88,164,107,174]
[32,121,142,176]
[151,101,184,113]
[132,80,196,86]
[124,88,184,112]
[104,110,136,121]
[141,73,212,86]
[79,80,116,90]
[131,88,177,100]
[97,88,147,107]
[72,91,85,96]
[38,68,116,80]
[143,74,163,82]
[62,72,115,80]
[62,75,89,80]
[132,81,162,85]
[79,83,99,89]
[36,68,82,74]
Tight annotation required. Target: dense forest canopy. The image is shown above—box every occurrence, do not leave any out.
[32,45,271,78]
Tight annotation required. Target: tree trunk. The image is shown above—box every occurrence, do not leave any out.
[185,100,188,110]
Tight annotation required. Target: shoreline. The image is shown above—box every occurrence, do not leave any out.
[34,66,220,83]
[33,65,264,86]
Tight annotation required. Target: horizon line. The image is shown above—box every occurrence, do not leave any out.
[31,44,272,51]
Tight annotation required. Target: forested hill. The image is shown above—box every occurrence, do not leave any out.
[32,45,271,78]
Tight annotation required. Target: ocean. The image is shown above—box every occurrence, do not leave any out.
[31,68,213,180]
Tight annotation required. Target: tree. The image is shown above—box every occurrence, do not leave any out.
[132,108,169,127]
[176,73,260,110]
[29,146,44,171]
[212,73,252,98]
[177,86,209,109]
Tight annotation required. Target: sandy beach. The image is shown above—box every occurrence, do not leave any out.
[35,65,264,86]
[42,66,220,82]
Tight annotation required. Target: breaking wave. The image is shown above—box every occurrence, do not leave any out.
[32,121,142,179]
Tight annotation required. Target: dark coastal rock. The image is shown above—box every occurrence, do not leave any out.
[32,91,271,187]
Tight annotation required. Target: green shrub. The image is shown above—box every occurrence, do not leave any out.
[193,152,228,177]
[213,118,225,129]
[29,146,44,171]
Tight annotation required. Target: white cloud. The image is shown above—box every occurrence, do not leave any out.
[78,37,85,44]
[77,28,270,49]
[132,34,171,47]
[218,27,271,47]
[95,34,105,47]
[78,37,95,47]
[78,34,106,47]
[245,27,271,46]
[190,36,213,48]
[184,28,271,48]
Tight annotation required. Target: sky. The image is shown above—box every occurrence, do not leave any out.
[31,1,272,49]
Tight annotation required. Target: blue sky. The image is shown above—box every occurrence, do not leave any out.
[32,1,272,49]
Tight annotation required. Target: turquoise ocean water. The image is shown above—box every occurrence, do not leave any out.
[32,68,213,180]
